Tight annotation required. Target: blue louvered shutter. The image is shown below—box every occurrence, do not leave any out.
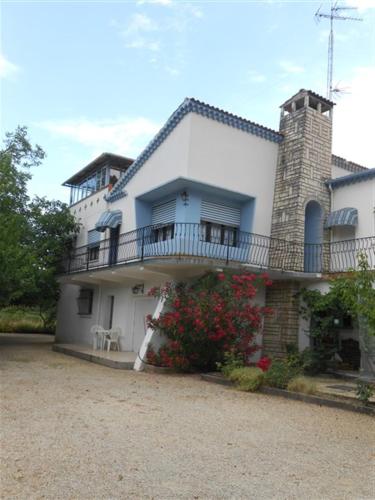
[151,199,176,225]
[87,229,101,246]
[201,201,241,227]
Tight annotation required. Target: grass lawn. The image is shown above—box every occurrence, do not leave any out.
[0,306,54,334]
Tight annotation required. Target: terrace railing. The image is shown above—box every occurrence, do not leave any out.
[62,223,375,275]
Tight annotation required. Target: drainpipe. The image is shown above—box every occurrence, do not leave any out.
[327,180,334,247]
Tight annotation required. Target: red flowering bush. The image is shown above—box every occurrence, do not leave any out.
[146,271,273,371]
[256,356,272,372]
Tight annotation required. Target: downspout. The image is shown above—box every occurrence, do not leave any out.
[327,180,334,247]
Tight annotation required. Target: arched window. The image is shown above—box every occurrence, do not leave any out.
[304,201,323,272]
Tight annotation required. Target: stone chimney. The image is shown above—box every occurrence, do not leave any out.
[269,89,334,272]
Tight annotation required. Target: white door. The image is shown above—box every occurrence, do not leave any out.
[132,298,157,352]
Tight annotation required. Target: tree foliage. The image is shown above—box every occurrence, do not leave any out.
[0,127,79,327]
[301,253,375,339]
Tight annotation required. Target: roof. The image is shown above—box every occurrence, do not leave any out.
[326,168,375,189]
[63,153,134,186]
[331,154,368,174]
[107,98,283,202]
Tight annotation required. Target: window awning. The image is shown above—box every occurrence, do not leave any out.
[325,207,358,229]
[95,210,122,232]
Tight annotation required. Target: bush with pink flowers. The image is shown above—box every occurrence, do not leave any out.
[146,271,273,372]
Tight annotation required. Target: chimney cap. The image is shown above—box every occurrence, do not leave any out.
[280,89,335,113]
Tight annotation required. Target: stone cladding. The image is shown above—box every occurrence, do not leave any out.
[264,90,334,357]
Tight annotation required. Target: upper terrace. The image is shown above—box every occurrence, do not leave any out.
[64,153,133,206]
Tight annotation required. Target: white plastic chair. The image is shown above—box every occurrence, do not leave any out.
[91,325,106,350]
[104,327,122,352]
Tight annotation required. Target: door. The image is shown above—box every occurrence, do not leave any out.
[132,298,157,352]
[103,295,115,329]
[109,226,120,266]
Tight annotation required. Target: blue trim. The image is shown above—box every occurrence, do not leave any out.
[327,168,375,189]
[325,208,358,229]
[106,98,283,203]
[95,210,122,232]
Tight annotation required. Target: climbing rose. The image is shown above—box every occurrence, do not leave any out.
[256,356,272,372]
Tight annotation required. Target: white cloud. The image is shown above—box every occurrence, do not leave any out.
[332,66,375,166]
[125,38,160,51]
[115,3,203,75]
[246,70,266,83]
[123,13,158,35]
[165,65,180,77]
[0,53,20,79]
[279,60,305,74]
[38,116,161,158]
[137,0,173,5]
[121,13,161,51]
[344,0,375,12]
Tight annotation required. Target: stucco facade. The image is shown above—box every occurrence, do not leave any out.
[55,89,374,370]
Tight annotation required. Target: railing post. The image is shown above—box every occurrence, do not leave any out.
[141,227,145,261]
[226,241,230,265]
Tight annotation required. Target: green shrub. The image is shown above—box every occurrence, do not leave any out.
[356,381,374,405]
[264,360,301,389]
[285,343,326,376]
[217,351,245,378]
[0,307,54,334]
[287,376,317,395]
[228,367,264,392]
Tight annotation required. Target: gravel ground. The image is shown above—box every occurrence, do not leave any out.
[1,334,374,500]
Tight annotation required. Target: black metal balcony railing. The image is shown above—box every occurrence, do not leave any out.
[62,222,375,275]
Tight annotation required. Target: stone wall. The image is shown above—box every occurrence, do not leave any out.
[263,281,300,358]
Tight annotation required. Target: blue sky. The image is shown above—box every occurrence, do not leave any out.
[1,0,374,203]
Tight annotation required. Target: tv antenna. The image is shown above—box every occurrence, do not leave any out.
[315,1,362,101]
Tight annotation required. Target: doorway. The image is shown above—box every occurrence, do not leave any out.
[104,295,115,330]
[304,200,323,272]
[109,226,120,266]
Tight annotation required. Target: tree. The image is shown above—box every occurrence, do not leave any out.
[300,253,375,376]
[0,127,42,304]
[0,127,79,327]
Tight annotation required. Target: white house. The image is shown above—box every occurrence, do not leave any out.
[55,89,375,371]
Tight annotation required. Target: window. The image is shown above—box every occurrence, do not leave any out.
[77,289,94,315]
[151,199,176,243]
[88,245,100,261]
[87,229,101,261]
[201,221,238,247]
[152,224,175,243]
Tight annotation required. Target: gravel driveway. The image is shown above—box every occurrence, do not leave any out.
[1,334,374,500]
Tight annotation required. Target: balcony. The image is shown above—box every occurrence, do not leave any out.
[62,223,375,276]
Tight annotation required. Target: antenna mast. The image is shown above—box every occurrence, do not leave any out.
[315,1,362,100]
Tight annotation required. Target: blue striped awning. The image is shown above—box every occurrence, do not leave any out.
[325,207,358,229]
[95,210,122,232]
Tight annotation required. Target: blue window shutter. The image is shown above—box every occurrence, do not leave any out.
[87,229,101,246]
[201,201,241,226]
[151,199,176,225]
